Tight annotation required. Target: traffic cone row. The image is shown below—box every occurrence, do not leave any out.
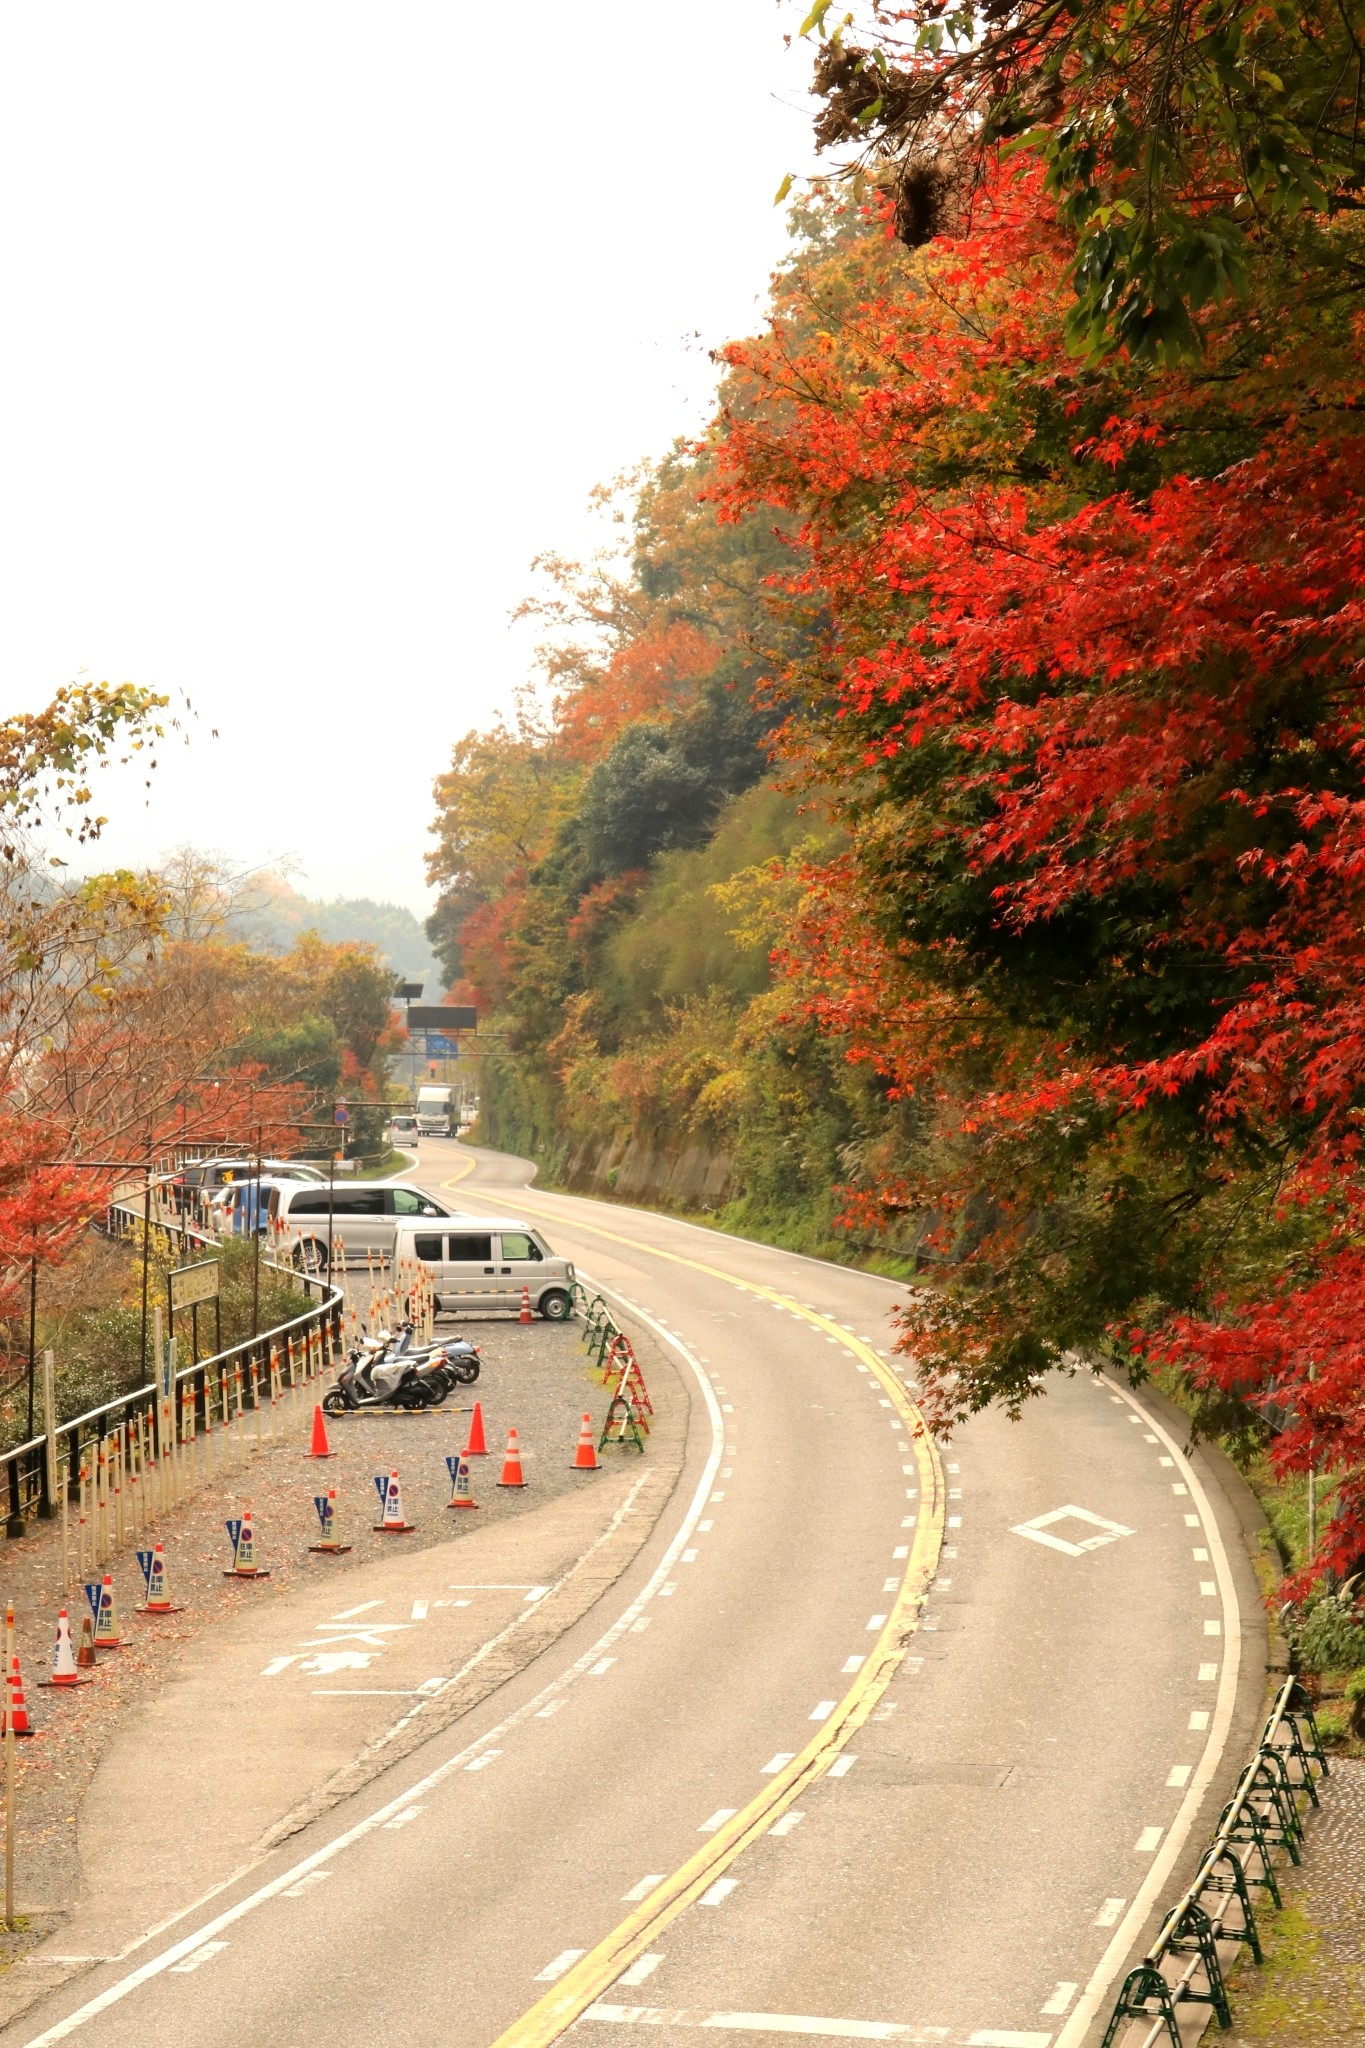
[10,1397,613,1724]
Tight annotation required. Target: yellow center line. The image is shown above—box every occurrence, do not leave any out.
[482,1198,945,2048]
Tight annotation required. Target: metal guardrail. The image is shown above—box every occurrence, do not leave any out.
[1101,1673,1329,2045]
[0,1200,343,1538]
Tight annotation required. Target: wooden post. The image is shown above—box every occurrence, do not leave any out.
[4,1601,14,1928]
[39,1350,57,1523]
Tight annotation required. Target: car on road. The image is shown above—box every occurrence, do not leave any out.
[389,1112,418,1142]
[273,1176,455,1271]
[391,1215,575,1319]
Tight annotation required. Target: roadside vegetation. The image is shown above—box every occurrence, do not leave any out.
[0,1230,307,1454]
[426,2,1365,1610]
[0,738,399,1438]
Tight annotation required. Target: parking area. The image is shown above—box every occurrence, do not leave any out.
[0,1305,685,1955]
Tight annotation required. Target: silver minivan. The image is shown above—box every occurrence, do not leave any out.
[275,1177,454,1271]
[391,1216,575,1320]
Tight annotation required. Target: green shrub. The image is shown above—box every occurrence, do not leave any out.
[1285,1589,1365,1672]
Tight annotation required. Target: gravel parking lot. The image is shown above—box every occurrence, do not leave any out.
[0,1302,682,1944]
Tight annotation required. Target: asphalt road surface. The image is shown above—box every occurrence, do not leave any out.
[7,1141,1267,2048]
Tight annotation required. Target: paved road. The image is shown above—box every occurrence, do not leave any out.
[7,1141,1267,2048]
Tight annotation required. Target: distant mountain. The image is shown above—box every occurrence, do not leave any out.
[237,881,438,995]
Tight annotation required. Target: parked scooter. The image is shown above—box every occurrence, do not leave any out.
[371,1320,480,1386]
[322,1328,478,1414]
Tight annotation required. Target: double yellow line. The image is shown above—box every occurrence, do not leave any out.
[481,1203,946,2048]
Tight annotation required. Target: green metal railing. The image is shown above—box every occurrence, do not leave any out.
[1100,1674,1328,2046]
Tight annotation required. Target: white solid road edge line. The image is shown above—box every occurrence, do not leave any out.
[19,1272,725,2048]
[1051,1376,1243,2048]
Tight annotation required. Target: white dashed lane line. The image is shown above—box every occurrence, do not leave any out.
[536,1950,587,1983]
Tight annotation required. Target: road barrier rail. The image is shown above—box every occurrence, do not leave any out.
[1101,1673,1329,2046]
[570,1284,650,1453]
[0,1201,343,1557]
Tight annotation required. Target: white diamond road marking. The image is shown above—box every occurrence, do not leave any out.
[1010,1505,1135,1558]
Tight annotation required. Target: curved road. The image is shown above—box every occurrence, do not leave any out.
[8,1140,1267,2048]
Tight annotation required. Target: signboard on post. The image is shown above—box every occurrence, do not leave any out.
[405,1005,477,1031]
[423,1032,460,1056]
[169,1259,220,1314]
[167,1258,221,1366]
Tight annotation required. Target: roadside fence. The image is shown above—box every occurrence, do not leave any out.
[0,1200,343,1587]
[1101,1673,1329,2046]
[573,1284,651,1453]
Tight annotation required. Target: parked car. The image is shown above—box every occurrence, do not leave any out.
[209,1177,300,1237]
[391,1215,574,1319]
[173,1156,325,1211]
[273,1177,454,1271]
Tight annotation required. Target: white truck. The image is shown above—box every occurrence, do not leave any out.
[415,1083,456,1136]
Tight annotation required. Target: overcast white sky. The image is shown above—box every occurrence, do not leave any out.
[0,3,822,914]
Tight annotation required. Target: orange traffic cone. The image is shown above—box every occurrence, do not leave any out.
[41,1609,91,1688]
[7,1644,35,1734]
[306,1404,334,1458]
[518,1284,533,1325]
[571,1413,599,1471]
[464,1401,488,1457]
[76,1612,97,1669]
[497,1428,526,1488]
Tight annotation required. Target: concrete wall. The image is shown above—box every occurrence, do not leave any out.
[563,1134,738,1213]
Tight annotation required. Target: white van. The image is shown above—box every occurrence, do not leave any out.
[392,1216,575,1320]
[275,1177,454,1271]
